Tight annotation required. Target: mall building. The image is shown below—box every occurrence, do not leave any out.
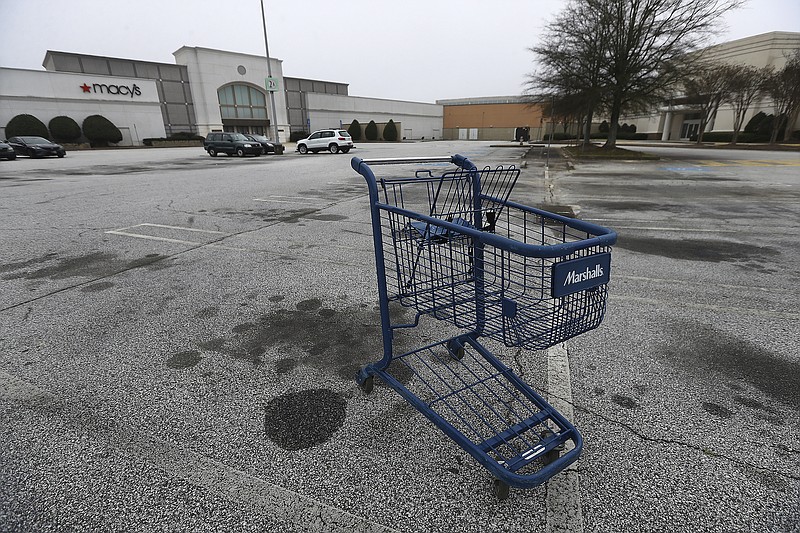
[0,47,443,144]
[1,32,797,145]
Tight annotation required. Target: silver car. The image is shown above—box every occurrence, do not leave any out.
[296,129,353,154]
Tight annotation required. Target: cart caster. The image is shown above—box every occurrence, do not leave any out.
[493,479,510,500]
[446,339,465,360]
[358,375,374,394]
[540,429,565,465]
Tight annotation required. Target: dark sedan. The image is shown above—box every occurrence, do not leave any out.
[0,140,16,161]
[8,136,66,158]
[244,134,284,155]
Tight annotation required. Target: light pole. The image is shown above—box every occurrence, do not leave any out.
[260,0,280,142]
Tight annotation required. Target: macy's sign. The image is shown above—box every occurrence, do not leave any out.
[79,82,141,98]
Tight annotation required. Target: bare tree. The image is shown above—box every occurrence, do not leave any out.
[528,0,743,149]
[764,50,800,143]
[724,64,770,145]
[683,61,734,143]
[526,0,610,147]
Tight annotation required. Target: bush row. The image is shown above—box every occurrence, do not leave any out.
[142,132,205,146]
[5,113,123,147]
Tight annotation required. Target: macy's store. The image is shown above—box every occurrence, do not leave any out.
[0,47,443,145]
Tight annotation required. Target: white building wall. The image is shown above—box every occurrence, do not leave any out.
[306,94,443,140]
[0,67,165,144]
[173,47,289,139]
[622,32,800,139]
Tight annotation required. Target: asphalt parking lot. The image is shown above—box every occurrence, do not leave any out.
[1,142,798,532]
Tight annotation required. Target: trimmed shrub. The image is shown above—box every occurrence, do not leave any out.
[167,131,204,141]
[48,116,82,143]
[6,114,49,138]
[348,120,362,141]
[743,111,767,133]
[82,115,122,147]
[383,119,398,141]
[365,120,378,141]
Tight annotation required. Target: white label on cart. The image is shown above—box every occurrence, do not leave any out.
[551,252,611,298]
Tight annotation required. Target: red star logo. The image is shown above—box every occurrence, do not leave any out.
[80,83,91,93]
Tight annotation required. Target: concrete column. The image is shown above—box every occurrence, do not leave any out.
[661,111,672,141]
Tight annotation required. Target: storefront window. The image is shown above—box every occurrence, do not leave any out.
[217,84,268,122]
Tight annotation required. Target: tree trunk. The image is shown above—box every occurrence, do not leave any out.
[604,104,621,149]
[583,109,594,147]
[783,108,799,142]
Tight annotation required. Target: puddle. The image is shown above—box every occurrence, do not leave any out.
[263,388,346,450]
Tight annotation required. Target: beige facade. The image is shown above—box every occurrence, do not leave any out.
[438,97,545,141]
[624,32,800,141]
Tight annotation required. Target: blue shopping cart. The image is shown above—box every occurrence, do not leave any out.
[352,155,617,498]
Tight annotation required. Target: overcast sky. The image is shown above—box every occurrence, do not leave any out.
[1,0,799,103]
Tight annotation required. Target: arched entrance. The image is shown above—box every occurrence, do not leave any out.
[217,83,270,135]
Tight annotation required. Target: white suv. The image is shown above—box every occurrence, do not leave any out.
[296,129,354,154]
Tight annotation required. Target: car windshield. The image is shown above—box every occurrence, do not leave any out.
[20,136,51,143]
[338,131,350,137]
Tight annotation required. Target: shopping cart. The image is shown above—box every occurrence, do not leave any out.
[352,155,617,498]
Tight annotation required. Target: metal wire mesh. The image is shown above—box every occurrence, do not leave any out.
[393,339,564,472]
[378,166,610,350]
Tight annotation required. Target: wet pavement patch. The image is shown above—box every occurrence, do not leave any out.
[263,388,346,450]
[194,306,219,319]
[166,350,202,369]
[198,299,411,382]
[663,321,799,409]
[581,200,681,212]
[1,252,171,280]
[701,402,733,419]
[610,394,639,409]
[80,281,115,293]
[614,236,779,263]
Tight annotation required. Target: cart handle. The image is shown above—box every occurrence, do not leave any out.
[380,203,617,258]
[353,155,475,170]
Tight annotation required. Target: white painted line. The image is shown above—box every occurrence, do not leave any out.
[105,230,202,246]
[137,223,226,235]
[546,342,583,533]
[0,370,398,533]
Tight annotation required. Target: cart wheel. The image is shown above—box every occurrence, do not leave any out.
[540,430,563,465]
[493,479,510,500]
[446,339,465,360]
[358,376,374,394]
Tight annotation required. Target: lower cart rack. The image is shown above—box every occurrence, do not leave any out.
[357,335,581,494]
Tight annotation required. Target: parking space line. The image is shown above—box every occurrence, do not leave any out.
[546,342,584,533]
[105,230,202,246]
[135,223,226,234]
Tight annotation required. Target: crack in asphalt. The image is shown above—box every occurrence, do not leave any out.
[543,388,800,483]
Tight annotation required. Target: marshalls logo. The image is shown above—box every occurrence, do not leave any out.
[564,264,604,286]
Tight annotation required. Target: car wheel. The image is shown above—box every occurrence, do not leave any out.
[208,147,217,157]
[298,144,308,154]
[329,143,339,154]
[341,148,350,154]
[237,148,245,157]
[58,153,65,158]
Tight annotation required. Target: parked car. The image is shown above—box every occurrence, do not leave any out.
[243,134,284,155]
[7,136,66,158]
[0,140,16,161]
[296,129,353,154]
[203,132,262,157]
